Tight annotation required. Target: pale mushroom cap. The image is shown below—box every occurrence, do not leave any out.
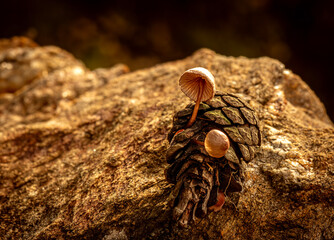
[179,67,216,102]
[204,129,230,158]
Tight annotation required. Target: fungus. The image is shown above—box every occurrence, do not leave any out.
[179,67,215,128]
[204,129,230,158]
[208,190,225,212]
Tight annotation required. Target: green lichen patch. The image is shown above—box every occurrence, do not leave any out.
[204,109,232,125]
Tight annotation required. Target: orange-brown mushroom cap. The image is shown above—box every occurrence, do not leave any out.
[204,129,230,158]
[179,67,215,102]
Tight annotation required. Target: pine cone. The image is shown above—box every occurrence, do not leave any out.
[166,91,261,226]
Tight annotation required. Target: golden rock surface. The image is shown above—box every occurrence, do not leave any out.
[0,40,333,239]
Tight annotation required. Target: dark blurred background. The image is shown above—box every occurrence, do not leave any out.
[1,0,333,121]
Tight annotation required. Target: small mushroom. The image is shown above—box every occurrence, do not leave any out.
[208,190,225,212]
[179,67,215,128]
[204,129,230,158]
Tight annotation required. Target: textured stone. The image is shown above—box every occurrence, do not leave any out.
[0,40,333,240]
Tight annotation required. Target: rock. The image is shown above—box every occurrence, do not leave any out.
[0,36,38,52]
[0,37,74,93]
[0,40,333,239]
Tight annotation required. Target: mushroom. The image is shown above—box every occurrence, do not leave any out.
[204,129,230,158]
[208,190,225,212]
[179,67,216,128]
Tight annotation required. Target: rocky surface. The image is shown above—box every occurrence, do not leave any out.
[0,38,333,239]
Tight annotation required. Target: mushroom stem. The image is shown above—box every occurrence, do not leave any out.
[192,139,204,146]
[186,79,204,128]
